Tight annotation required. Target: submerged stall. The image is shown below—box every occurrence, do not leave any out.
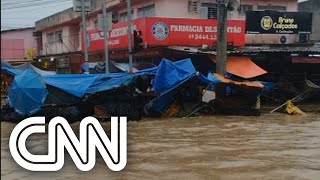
[1,57,266,122]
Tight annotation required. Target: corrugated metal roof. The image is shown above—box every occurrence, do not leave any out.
[168,45,320,55]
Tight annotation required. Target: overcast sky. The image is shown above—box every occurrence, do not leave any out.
[1,0,310,31]
[1,0,73,30]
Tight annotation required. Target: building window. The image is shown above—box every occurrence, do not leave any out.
[239,4,253,15]
[55,30,63,43]
[201,3,218,19]
[47,32,54,43]
[138,4,155,18]
[188,1,199,13]
[47,30,63,44]
[257,5,287,12]
[119,12,128,22]
[91,0,97,9]
[119,10,134,22]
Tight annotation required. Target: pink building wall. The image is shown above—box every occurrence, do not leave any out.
[1,28,37,61]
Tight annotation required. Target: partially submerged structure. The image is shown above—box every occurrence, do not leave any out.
[1,57,266,122]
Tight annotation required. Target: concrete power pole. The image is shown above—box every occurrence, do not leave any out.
[216,0,228,75]
[127,0,133,73]
[102,0,109,73]
[81,0,89,73]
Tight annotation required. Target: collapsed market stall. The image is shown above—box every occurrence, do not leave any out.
[1,58,266,122]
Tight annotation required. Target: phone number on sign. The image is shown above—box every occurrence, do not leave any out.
[188,34,217,40]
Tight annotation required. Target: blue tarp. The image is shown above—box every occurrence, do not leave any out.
[144,58,196,114]
[2,58,231,116]
[1,60,56,76]
[43,58,196,99]
[153,58,196,95]
[17,63,56,76]
[197,72,222,85]
[1,60,21,75]
[43,73,136,97]
[8,69,48,116]
[261,82,276,93]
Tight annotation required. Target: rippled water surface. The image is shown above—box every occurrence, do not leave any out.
[1,113,320,180]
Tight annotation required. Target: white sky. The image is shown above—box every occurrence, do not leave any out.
[1,0,73,30]
[0,0,310,31]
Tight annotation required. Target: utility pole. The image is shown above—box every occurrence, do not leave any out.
[127,0,133,73]
[102,0,109,73]
[216,0,228,75]
[81,0,89,73]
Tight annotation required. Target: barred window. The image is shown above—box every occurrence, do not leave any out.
[138,4,155,18]
[55,30,63,43]
[119,10,134,22]
[239,4,253,15]
[47,32,54,43]
[47,30,62,43]
[257,5,287,12]
[188,1,198,13]
[201,3,218,19]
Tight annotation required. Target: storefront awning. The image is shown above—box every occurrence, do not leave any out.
[292,57,320,63]
[213,73,264,88]
[210,56,267,79]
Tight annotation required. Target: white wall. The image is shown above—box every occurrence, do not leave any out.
[42,25,80,55]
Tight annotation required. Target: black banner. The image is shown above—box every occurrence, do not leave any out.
[246,11,312,34]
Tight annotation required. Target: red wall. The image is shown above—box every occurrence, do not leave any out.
[1,39,24,60]
[83,17,246,52]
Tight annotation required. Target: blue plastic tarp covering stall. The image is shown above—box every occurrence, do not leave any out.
[197,72,222,85]
[145,61,230,114]
[43,74,101,97]
[2,58,226,116]
[17,63,56,76]
[42,73,135,98]
[153,58,196,95]
[85,73,134,95]
[1,60,56,76]
[1,60,22,75]
[8,69,48,116]
[144,58,197,114]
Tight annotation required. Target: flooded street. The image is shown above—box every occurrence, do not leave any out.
[1,113,320,180]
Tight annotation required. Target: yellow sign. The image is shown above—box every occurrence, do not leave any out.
[260,15,298,33]
[25,48,37,60]
[260,16,273,31]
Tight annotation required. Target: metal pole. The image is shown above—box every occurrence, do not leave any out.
[102,0,109,73]
[81,0,89,73]
[216,1,227,75]
[127,0,133,73]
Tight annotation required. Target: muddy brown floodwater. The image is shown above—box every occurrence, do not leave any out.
[1,113,320,180]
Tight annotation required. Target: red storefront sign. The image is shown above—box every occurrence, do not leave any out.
[83,17,246,52]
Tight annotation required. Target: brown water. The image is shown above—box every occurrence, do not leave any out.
[1,113,320,180]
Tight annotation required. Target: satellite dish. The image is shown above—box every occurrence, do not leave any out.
[226,0,240,12]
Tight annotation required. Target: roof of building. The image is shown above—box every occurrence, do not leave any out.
[1,27,35,33]
[168,45,320,55]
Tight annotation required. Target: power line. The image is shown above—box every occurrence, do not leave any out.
[1,0,69,6]
[1,0,71,10]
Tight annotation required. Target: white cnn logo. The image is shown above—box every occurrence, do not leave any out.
[9,116,127,171]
